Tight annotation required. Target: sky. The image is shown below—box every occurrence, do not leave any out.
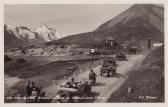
[4,4,132,35]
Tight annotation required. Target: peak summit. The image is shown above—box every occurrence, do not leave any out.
[96,4,164,32]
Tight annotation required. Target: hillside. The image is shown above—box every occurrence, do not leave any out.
[56,4,164,49]
[143,46,164,66]
[108,46,164,102]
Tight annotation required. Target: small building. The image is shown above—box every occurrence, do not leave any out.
[105,36,116,46]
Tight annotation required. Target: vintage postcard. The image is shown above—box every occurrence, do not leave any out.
[1,0,166,105]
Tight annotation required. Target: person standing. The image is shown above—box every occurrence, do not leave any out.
[69,77,75,88]
[89,69,97,84]
[25,81,31,97]
[30,82,36,93]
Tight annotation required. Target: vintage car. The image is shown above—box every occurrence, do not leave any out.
[56,81,92,103]
[100,58,117,77]
[116,53,127,61]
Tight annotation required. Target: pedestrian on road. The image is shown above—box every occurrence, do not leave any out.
[89,69,97,84]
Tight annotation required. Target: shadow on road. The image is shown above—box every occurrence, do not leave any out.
[113,73,126,78]
[117,59,128,61]
[93,82,106,86]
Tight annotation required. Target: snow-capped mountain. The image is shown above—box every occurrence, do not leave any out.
[4,24,66,48]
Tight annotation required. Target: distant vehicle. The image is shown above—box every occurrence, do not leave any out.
[128,46,138,54]
[56,81,92,103]
[116,53,127,61]
[100,58,117,77]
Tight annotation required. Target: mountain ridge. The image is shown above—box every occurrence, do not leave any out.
[56,4,164,49]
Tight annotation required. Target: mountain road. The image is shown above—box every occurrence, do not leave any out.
[44,54,145,102]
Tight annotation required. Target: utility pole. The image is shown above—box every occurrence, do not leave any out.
[90,48,95,66]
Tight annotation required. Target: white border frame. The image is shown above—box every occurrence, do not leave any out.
[0,0,167,107]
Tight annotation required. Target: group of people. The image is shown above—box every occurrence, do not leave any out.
[61,68,97,89]
[61,77,80,89]
[66,77,79,88]
[25,81,45,102]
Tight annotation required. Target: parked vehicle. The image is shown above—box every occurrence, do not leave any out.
[128,46,138,54]
[116,53,127,61]
[56,81,92,103]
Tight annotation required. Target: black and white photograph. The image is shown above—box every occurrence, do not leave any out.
[3,3,164,103]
